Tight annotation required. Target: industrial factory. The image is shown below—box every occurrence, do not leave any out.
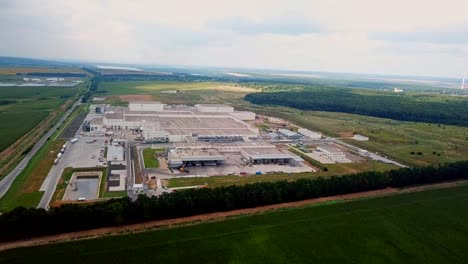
[87,102,258,142]
[82,101,309,175]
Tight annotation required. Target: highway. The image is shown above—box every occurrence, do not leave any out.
[0,98,82,200]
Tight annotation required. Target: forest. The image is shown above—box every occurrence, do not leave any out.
[244,89,468,126]
[0,161,467,242]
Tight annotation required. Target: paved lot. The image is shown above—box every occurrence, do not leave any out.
[38,135,107,208]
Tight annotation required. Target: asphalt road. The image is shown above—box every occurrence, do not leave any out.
[0,98,82,201]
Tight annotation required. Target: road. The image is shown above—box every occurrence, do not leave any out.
[0,98,82,200]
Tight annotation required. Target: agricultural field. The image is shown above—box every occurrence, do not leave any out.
[0,86,81,151]
[0,103,86,211]
[97,81,258,105]
[0,67,88,75]
[2,185,467,263]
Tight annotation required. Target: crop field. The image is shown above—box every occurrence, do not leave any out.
[98,81,258,105]
[0,86,81,152]
[167,160,395,188]
[2,185,467,263]
[0,67,87,75]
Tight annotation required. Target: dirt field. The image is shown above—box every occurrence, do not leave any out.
[0,180,465,252]
[119,94,154,102]
[0,67,87,75]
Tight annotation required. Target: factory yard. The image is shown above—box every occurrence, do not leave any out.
[23,98,402,208]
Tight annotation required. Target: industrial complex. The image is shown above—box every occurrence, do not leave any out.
[38,100,400,204]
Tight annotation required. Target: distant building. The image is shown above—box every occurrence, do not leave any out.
[316,146,346,161]
[298,128,321,139]
[277,128,302,140]
[129,101,165,112]
[353,134,369,141]
[267,132,281,140]
[195,104,234,113]
[394,88,403,93]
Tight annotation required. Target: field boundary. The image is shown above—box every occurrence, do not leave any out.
[0,179,466,251]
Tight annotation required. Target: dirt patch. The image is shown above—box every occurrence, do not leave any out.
[119,94,154,102]
[0,180,466,251]
[214,85,258,93]
[338,131,354,138]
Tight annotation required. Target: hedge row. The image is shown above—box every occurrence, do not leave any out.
[0,161,467,242]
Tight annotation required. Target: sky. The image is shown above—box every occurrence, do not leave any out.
[0,0,467,77]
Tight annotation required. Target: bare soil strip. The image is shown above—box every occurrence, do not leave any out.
[119,94,153,102]
[0,180,466,251]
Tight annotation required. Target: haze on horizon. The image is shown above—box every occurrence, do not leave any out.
[0,0,467,78]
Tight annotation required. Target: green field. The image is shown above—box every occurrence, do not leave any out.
[2,185,467,263]
[0,86,81,151]
[142,148,160,168]
[0,104,85,211]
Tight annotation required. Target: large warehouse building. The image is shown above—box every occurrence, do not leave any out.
[167,141,303,168]
[90,102,259,143]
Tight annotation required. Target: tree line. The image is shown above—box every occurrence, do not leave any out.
[81,76,101,103]
[0,161,467,242]
[244,90,468,126]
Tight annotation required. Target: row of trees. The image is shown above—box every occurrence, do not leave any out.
[0,161,467,242]
[244,90,468,126]
[81,76,101,103]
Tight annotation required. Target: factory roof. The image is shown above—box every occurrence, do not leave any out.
[90,117,103,125]
[267,132,280,138]
[278,128,300,137]
[196,104,233,107]
[129,101,163,104]
[168,148,225,162]
[317,146,344,154]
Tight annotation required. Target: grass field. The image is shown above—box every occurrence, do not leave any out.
[167,161,395,188]
[0,86,80,151]
[0,102,85,211]
[2,185,467,263]
[142,148,160,168]
[0,67,87,75]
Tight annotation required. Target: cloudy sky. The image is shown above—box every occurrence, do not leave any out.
[1,0,467,77]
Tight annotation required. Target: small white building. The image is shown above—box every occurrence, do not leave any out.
[229,111,256,120]
[278,128,302,140]
[89,117,103,132]
[353,134,369,141]
[195,104,234,113]
[394,88,403,93]
[129,101,165,112]
[298,128,322,139]
[316,146,346,161]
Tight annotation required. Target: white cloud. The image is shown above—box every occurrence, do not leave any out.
[0,0,467,77]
